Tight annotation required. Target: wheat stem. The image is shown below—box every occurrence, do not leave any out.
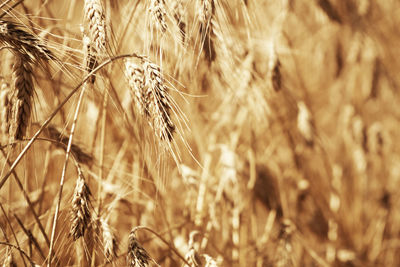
[47,82,88,266]
[0,203,28,267]
[0,148,51,248]
[0,242,36,266]
[14,214,46,261]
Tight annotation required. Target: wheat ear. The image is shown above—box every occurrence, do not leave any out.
[172,0,186,42]
[100,218,118,262]
[84,0,107,53]
[0,20,54,62]
[0,20,54,140]
[127,230,152,267]
[149,0,168,33]
[125,59,148,116]
[197,0,216,62]
[70,173,92,240]
[142,58,175,141]
[203,254,218,267]
[184,231,202,267]
[83,32,98,83]
[10,55,34,140]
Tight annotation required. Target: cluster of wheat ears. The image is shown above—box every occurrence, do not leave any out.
[0,0,399,266]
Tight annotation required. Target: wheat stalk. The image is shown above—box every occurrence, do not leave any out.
[46,125,93,165]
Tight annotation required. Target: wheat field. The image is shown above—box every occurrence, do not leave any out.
[0,0,399,266]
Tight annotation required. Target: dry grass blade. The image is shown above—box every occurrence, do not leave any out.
[0,242,35,266]
[70,173,92,240]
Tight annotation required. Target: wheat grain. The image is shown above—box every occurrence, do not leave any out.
[269,43,281,91]
[70,173,92,240]
[127,230,151,267]
[203,254,218,267]
[297,101,314,146]
[0,19,53,141]
[0,83,11,140]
